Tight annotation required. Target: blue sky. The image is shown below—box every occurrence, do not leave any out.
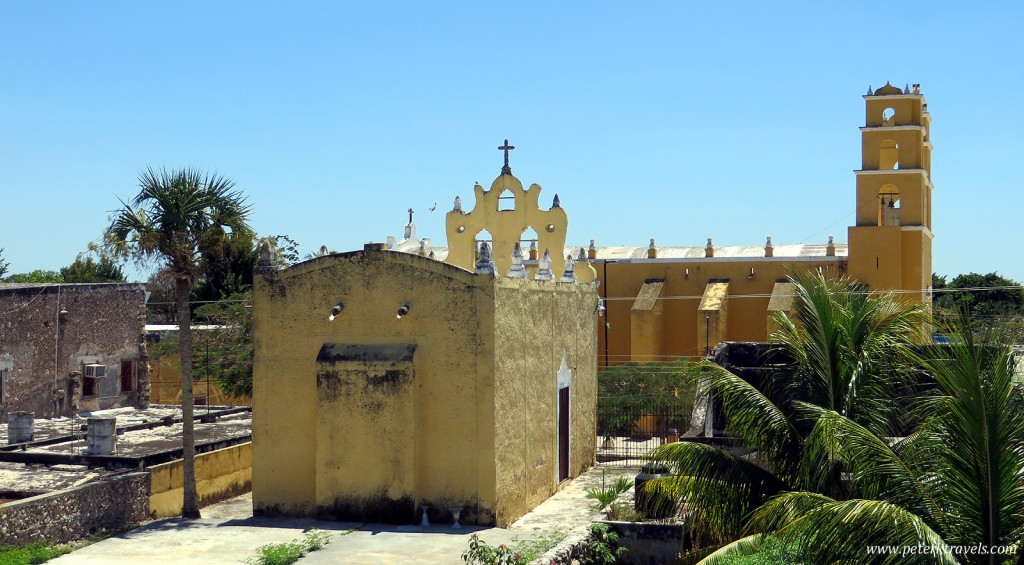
[2,2,1022,282]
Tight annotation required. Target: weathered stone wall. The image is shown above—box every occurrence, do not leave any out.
[0,472,149,545]
[0,283,149,420]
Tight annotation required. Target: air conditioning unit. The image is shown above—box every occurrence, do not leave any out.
[84,364,106,379]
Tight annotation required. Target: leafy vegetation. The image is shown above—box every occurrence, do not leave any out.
[598,361,696,438]
[462,531,565,565]
[106,167,252,519]
[647,271,1024,563]
[2,270,63,283]
[703,535,806,565]
[933,271,1024,342]
[0,541,73,565]
[245,530,334,565]
[579,523,628,565]
[0,248,8,278]
[585,476,633,509]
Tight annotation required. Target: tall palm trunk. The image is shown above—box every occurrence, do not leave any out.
[176,277,200,518]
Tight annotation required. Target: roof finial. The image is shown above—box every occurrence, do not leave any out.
[904,83,910,94]
[560,254,577,283]
[407,208,414,225]
[475,242,496,275]
[867,85,873,96]
[499,138,515,175]
[536,250,553,281]
[508,242,527,279]
[453,196,462,212]
[552,194,561,208]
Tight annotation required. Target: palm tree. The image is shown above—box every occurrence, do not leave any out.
[733,325,1024,564]
[107,167,251,518]
[643,271,932,558]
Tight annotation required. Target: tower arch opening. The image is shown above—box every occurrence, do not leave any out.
[498,189,515,211]
[882,107,896,126]
[521,226,541,260]
[878,185,901,226]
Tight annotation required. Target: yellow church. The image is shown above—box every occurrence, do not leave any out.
[435,83,933,368]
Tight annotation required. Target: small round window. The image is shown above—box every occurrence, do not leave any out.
[545,224,556,233]
[457,226,466,233]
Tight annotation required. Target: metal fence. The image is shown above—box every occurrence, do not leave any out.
[596,394,692,465]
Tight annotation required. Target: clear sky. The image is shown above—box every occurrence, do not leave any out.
[2,2,1022,283]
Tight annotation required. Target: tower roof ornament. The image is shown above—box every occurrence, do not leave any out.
[536,250,553,281]
[508,242,528,279]
[560,254,577,283]
[498,138,515,175]
[475,242,496,275]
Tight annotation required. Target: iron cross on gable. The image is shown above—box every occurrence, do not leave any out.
[499,139,515,174]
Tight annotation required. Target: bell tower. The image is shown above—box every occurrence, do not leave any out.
[847,82,933,307]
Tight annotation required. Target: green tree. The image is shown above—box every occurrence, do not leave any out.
[60,255,126,283]
[106,167,251,519]
[192,296,253,398]
[191,227,258,305]
[3,269,63,283]
[0,248,8,278]
[933,272,1023,320]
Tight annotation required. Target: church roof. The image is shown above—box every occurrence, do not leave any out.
[390,242,847,263]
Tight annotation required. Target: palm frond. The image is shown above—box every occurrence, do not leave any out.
[694,534,765,565]
[646,442,788,542]
[799,405,948,532]
[912,323,1024,552]
[773,499,957,565]
[691,360,803,482]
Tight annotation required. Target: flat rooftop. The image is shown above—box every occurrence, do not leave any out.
[0,405,251,497]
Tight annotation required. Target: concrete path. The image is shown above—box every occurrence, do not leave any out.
[51,466,637,565]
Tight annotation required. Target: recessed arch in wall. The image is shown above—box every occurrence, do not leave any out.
[880,139,899,170]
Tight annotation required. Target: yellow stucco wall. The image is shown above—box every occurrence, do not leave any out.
[253,248,597,526]
[149,442,252,518]
[492,278,597,526]
[596,259,845,368]
[148,354,250,407]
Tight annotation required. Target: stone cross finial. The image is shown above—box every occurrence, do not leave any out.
[508,242,528,278]
[560,254,577,283]
[536,249,553,281]
[499,139,515,175]
[407,208,414,225]
[475,242,496,275]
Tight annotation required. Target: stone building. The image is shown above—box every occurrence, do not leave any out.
[0,283,149,419]
[252,236,599,527]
